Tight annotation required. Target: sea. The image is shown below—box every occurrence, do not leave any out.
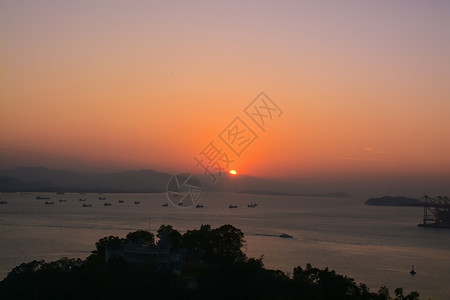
[0,192,449,299]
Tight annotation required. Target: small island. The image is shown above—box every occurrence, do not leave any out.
[365,196,423,207]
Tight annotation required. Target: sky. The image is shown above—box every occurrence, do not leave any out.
[1,1,449,194]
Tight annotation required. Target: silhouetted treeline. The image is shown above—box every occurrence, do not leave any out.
[0,224,420,300]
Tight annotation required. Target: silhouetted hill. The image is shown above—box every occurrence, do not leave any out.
[0,167,350,197]
[0,167,171,193]
[239,190,351,198]
[365,196,423,206]
[0,176,28,190]
[208,173,351,197]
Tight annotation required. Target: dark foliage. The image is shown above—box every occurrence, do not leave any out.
[92,235,124,257]
[181,224,246,263]
[0,224,421,300]
[125,230,155,245]
[157,224,182,249]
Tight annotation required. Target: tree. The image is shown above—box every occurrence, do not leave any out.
[125,230,154,245]
[394,287,420,300]
[181,224,246,262]
[182,224,213,259]
[377,286,391,300]
[293,263,371,299]
[0,258,82,299]
[45,257,82,272]
[157,224,182,249]
[209,224,246,262]
[6,260,45,278]
[92,235,123,257]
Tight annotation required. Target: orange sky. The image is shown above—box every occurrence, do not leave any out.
[1,1,449,182]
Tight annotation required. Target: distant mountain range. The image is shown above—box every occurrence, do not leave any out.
[365,196,423,206]
[0,167,171,193]
[0,167,351,197]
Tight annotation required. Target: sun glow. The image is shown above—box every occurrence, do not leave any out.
[229,170,237,175]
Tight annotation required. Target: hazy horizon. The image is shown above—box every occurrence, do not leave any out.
[1,164,449,198]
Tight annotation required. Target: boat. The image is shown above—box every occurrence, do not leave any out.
[82,204,92,207]
[410,265,416,275]
[58,199,67,202]
[162,203,169,207]
[248,203,258,208]
[229,205,238,209]
[279,233,293,238]
[104,203,112,206]
[45,201,54,205]
[134,201,140,205]
[36,196,50,200]
[196,204,204,208]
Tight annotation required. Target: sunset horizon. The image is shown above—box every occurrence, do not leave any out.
[2,2,449,187]
[1,1,449,298]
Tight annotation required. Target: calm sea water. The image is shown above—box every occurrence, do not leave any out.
[1,192,449,299]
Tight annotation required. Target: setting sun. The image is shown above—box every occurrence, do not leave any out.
[229,170,237,175]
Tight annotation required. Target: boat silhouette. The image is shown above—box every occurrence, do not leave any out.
[279,233,293,238]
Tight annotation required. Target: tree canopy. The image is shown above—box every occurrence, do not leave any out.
[125,229,155,245]
[0,224,421,300]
